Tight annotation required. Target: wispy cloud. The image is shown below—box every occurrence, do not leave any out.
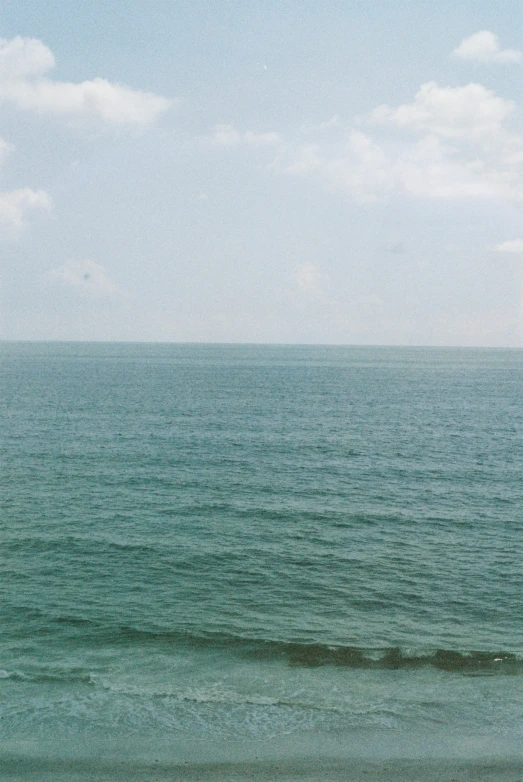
[0,186,51,231]
[384,241,407,255]
[211,124,282,147]
[0,136,12,164]
[492,239,523,253]
[284,130,390,202]
[50,259,124,296]
[292,262,330,299]
[0,37,171,128]
[453,31,522,64]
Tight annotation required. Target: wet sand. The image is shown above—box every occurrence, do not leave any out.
[3,755,523,782]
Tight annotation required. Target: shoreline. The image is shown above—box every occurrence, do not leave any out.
[3,755,523,782]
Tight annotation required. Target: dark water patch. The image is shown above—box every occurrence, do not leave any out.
[254,642,523,674]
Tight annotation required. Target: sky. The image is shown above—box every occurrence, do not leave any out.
[1,0,523,346]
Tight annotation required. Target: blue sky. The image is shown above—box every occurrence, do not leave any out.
[2,0,523,344]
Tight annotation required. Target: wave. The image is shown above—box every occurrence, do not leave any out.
[269,644,522,673]
[5,610,522,675]
[0,667,94,684]
[3,535,160,556]
[103,626,522,673]
[0,669,29,681]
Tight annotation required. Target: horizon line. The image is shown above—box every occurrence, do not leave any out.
[1,339,522,350]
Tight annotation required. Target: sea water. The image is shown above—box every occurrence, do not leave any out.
[1,343,522,770]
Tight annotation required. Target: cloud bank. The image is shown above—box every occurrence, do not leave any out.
[0,36,171,127]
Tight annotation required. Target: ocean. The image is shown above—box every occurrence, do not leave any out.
[1,342,522,781]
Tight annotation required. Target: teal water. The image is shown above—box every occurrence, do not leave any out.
[1,343,522,762]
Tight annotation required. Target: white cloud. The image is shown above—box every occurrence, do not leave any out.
[391,134,509,199]
[370,81,514,141]
[281,127,516,202]
[453,31,522,64]
[0,36,171,127]
[492,239,523,253]
[276,80,523,202]
[0,133,52,233]
[0,187,52,230]
[50,260,123,296]
[293,262,329,297]
[212,124,241,146]
[243,130,282,146]
[212,124,282,147]
[285,131,392,202]
[0,136,13,164]
[0,36,55,79]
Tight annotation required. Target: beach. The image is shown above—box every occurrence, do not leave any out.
[4,752,523,782]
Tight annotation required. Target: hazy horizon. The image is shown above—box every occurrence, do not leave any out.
[3,339,523,348]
